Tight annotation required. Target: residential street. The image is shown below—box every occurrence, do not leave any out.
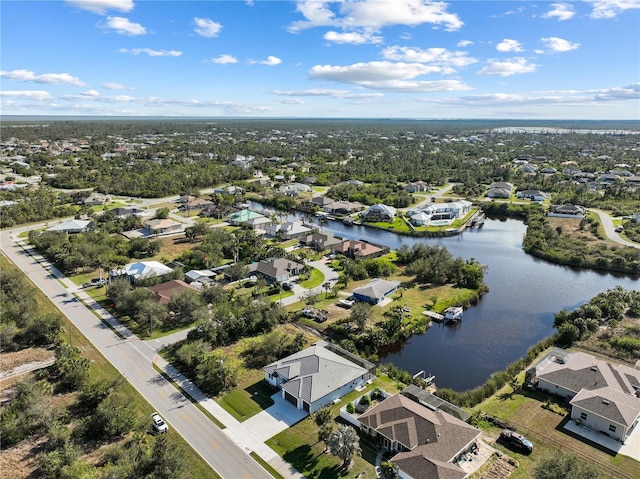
[0,225,274,479]
[591,209,640,249]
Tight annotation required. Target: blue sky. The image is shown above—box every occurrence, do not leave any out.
[1,0,639,119]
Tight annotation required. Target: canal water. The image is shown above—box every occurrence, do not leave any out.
[249,203,640,391]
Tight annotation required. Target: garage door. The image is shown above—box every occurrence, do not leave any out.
[303,401,310,412]
[284,391,297,406]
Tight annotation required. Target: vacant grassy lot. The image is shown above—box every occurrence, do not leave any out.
[475,383,640,479]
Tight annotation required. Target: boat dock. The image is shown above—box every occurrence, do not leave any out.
[423,310,444,322]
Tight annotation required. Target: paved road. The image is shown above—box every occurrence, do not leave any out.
[591,209,640,249]
[0,227,272,479]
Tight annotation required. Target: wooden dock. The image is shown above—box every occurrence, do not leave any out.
[422,310,444,322]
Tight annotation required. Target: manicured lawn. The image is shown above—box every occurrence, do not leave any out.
[299,267,325,289]
[218,380,277,422]
[365,217,412,233]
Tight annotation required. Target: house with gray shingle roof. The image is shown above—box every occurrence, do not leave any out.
[358,394,481,479]
[264,341,373,414]
[352,278,401,304]
[47,219,93,234]
[526,348,640,443]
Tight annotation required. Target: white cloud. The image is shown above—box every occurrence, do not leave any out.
[103,16,146,35]
[119,48,182,57]
[308,61,472,91]
[323,30,383,44]
[0,90,53,101]
[496,39,523,52]
[250,56,282,66]
[1,69,85,86]
[103,82,132,90]
[477,57,538,76]
[457,40,473,47]
[272,88,383,99]
[289,0,463,32]
[277,98,305,105]
[194,17,222,37]
[540,37,580,52]
[65,0,134,15]
[208,54,238,64]
[382,46,477,68]
[587,0,640,19]
[542,3,576,21]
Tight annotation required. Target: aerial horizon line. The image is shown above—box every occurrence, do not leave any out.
[2,115,639,123]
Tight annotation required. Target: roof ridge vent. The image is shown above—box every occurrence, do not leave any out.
[602,399,610,405]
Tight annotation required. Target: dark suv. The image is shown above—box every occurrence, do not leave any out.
[500,429,533,453]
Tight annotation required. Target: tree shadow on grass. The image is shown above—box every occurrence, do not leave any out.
[245,380,276,410]
[283,444,318,473]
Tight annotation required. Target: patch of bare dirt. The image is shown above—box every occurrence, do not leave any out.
[476,453,518,479]
[0,437,46,479]
[0,348,54,372]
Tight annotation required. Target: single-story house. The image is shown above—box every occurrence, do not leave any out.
[279,183,312,196]
[83,193,111,206]
[213,185,243,195]
[361,204,396,223]
[149,279,198,305]
[516,189,547,202]
[332,239,387,260]
[526,348,640,444]
[599,174,621,183]
[486,181,514,199]
[47,219,93,234]
[111,261,173,283]
[181,197,214,211]
[200,203,238,219]
[409,211,432,226]
[112,207,146,218]
[404,181,429,193]
[247,257,304,284]
[352,278,401,304]
[145,218,184,235]
[358,393,481,479]
[311,196,336,208]
[246,216,273,231]
[184,269,217,285]
[264,341,374,414]
[409,200,472,223]
[324,200,364,216]
[228,209,265,226]
[540,167,557,174]
[301,231,343,250]
[266,221,313,240]
[548,204,585,218]
[518,163,538,174]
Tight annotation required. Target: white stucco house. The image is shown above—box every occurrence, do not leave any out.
[264,341,374,414]
[526,348,640,444]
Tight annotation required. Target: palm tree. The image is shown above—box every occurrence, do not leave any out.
[323,281,331,298]
[326,424,361,470]
[380,460,398,479]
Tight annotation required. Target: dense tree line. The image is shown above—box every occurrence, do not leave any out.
[1,264,61,351]
[0,259,192,479]
[0,188,76,228]
[396,243,487,290]
[522,207,640,274]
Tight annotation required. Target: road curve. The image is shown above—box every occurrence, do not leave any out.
[0,226,272,479]
[590,209,640,249]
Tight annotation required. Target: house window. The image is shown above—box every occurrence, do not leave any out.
[580,412,588,421]
[609,425,616,433]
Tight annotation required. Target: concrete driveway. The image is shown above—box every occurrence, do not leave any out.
[240,392,308,443]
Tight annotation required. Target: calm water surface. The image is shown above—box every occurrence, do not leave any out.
[250,203,640,391]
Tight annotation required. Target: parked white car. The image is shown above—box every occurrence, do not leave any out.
[151,412,168,433]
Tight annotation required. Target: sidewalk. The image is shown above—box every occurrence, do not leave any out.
[14,236,306,479]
